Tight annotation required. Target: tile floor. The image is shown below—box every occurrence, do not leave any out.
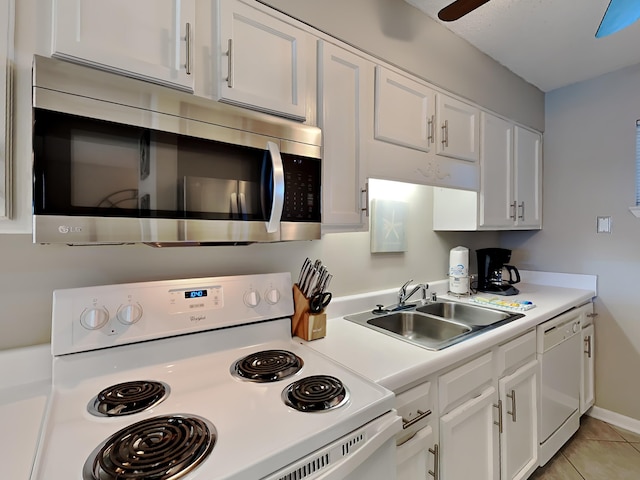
[530,416,640,480]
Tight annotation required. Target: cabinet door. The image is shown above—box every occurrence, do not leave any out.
[581,323,595,414]
[440,387,499,480]
[318,41,371,230]
[0,0,12,220]
[397,426,435,480]
[499,359,538,480]
[436,93,479,162]
[52,0,195,90]
[480,112,513,228]
[514,126,542,228]
[217,0,308,120]
[374,66,436,152]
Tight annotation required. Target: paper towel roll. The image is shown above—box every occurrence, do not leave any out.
[449,246,469,294]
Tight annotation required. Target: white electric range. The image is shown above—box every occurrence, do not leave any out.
[30,272,400,480]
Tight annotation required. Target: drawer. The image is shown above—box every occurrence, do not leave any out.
[496,329,536,377]
[439,351,493,414]
[396,381,434,445]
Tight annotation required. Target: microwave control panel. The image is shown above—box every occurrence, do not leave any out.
[282,155,321,222]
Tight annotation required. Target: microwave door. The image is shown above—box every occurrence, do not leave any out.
[262,141,285,233]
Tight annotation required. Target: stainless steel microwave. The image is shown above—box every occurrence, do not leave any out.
[32,55,322,246]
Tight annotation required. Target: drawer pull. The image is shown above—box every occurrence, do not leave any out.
[493,400,503,434]
[428,443,440,480]
[507,389,517,422]
[401,409,432,429]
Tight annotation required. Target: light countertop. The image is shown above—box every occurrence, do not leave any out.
[0,344,51,479]
[299,272,597,393]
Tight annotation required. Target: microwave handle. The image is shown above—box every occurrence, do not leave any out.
[265,141,285,233]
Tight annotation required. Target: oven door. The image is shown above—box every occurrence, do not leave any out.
[264,412,401,480]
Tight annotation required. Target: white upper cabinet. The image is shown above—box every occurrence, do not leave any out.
[0,0,12,221]
[215,0,309,120]
[318,40,372,231]
[52,0,195,91]
[481,113,514,228]
[514,125,542,228]
[433,112,542,231]
[374,66,436,152]
[436,93,480,162]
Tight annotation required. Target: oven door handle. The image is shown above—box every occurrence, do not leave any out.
[314,413,402,480]
[265,141,284,234]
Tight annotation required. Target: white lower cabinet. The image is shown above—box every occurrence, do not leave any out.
[499,359,539,480]
[581,306,596,414]
[399,331,540,480]
[397,425,436,480]
[440,386,499,480]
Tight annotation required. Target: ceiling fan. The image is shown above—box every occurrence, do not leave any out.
[436,0,640,38]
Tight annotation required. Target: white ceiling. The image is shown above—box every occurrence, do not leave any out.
[404,0,640,92]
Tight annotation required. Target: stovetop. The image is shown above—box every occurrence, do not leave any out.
[31,273,394,480]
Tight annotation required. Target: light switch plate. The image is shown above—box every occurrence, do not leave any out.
[597,216,612,233]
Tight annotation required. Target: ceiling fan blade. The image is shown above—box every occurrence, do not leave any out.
[438,0,492,22]
[596,0,640,38]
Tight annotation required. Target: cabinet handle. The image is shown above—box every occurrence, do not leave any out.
[185,23,192,75]
[493,400,503,434]
[401,409,432,429]
[585,335,592,358]
[506,389,517,422]
[518,201,525,220]
[428,443,440,480]
[428,114,435,145]
[509,201,517,220]
[361,182,369,217]
[441,120,449,148]
[227,39,234,88]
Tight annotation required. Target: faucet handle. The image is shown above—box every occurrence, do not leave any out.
[399,279,413,295]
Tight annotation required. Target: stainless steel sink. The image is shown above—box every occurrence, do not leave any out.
[344,300,524,351]
[416,301,515,326]
[367,312,471,350]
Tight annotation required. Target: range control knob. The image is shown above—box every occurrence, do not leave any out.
[243,289,261,308]
[264,288,281,305]
[80,307,110,330]
[117,303,143,325]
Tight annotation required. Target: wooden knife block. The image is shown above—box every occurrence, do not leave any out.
[291,284,326,341]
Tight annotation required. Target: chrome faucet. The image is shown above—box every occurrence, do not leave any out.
[397,280,429,308]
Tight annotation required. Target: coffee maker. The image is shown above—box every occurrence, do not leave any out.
[476,248,521,296]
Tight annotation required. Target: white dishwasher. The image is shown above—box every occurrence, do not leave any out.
[537,308,582,466]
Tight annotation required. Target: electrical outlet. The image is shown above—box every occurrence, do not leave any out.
[597,216,612,233]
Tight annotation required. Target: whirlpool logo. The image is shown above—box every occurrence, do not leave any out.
[58,225,83,234]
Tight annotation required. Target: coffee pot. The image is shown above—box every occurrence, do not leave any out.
[476,248,521,296]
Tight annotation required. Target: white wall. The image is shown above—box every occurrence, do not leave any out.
[0,183,499,350]
[501,62,640,420]
[0,0,542,350]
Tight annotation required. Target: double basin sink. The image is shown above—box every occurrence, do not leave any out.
[344,301,524,351]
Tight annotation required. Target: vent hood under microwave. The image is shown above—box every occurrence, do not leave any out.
[31,55,322,246]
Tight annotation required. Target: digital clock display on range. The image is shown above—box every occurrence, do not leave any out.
[184,289,208,299]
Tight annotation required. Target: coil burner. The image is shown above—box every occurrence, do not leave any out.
[88,380,170,417]
[282,375,349,412]
[232,349,303,383]
[83,414,216,480]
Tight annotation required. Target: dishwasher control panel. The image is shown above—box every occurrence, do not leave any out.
[539,312,581,353]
